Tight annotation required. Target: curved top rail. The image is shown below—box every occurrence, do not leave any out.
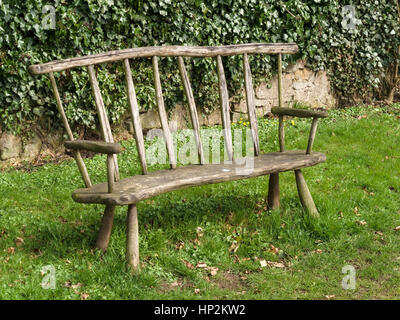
[29,43,298,75]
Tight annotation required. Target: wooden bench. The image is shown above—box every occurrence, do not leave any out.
[29,43,328,271]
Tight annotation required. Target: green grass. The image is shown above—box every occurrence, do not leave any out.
[1,104,400,300]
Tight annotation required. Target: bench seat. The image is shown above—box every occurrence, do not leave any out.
[72,150,326,206]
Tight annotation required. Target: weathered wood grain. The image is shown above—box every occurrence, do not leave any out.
[87,65,120,181]
[29,43,299,75]
[279,116,285,152]
[178,56,205,164]
[107,155,115,193]
[294,169,319,218]
[72,151,326,206]
[243,53,260,156]
[123,59,148,174]
[152,56,177,169]
[267,173,280,210]
[64,140,122,154]
[277,53,283,109]
[49,72,92,188]
[271,107,328,119]
[216,55,233,162]
[126,204,139,272]
[95,205,115,251]
[306,118,319,154]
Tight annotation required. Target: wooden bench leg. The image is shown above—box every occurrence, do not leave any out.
[294,170,319,218]
[126,204,140,272]
[95,205,115,252]
[267,173,280,210]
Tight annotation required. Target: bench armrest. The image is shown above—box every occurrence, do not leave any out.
[271,108,328,154]
[64,140,122,154]
[271,107,328,119]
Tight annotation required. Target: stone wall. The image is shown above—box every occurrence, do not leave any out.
[0,59,335,164]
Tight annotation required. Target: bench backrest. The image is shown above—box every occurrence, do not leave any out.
[29,43,298,188]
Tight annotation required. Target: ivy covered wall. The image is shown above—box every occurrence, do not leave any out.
[0,0,399,133]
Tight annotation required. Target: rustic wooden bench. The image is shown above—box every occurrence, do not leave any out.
[29,43,328,271]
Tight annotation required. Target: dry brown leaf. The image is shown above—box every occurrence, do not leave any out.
[80,293,89,300]
[194,288,200,294]
[229,241,240,253]
[271,262,285,268]
[260,259,268,268]
[196,227,204,238]
[353,207,360,216]
[356,220,367,225]
[175,241,185,250]
[208,267,219,276]
[170,280,181,287]
[375,231,384,236]
[7,247,15,254]
[15,237,24,247]
[196,262,208,269]
[313,249,323,254]
[325,295,336,300]
[269,244,279,255]
[395,226,400,231]
[182,259,194,269]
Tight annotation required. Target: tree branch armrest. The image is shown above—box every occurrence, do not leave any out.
[64,140,122,154]
[271,107,328,119]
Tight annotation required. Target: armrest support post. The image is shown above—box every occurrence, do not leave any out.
[107,154,115,193]
[306,118,319,154]
[278,115,285,152]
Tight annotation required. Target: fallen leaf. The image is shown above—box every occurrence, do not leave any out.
[15,237,24,247]
[194,288,200,294]
[80,293,89,300]
[395,226,400,231]
[229,241,240,253]
[171,280,181,287]
[7,247,15,254]
[175,241,184,250]
[325,295,336,300]
[356,220,367,226]
[375,231,384,236]
[182,259,194,269]
[270,262,285,268]
[260,259,268,268]
[269,244,279,255]
[196,227,204,238]
[353,207,360,216]
[196,262,208,268]
[65,259,72,264]
[208,267,219,276]
[313,249,323,254]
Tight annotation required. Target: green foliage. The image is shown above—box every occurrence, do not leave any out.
[0,0,399,132]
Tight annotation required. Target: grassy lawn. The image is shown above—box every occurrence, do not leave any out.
[1,105,400,300]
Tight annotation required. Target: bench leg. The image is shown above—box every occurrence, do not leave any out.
[95,205,115,252]
[126,204,140,272]
[294,170,319,218]
[267,173,280,210]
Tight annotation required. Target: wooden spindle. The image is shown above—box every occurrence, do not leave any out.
[279,116,285,152]
[49,72,92,188]
[123,59,148,174]
[106,154,114,193]
[243,53,260,156]
[277,54,285,152]
[87,65,120,181]
[178,56,205,165]
[306,118,319,154]
[216,55,233,162]
[152,56,176,169]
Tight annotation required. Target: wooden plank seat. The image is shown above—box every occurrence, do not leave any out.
[29,43,328,272]
[73,151,326,206]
